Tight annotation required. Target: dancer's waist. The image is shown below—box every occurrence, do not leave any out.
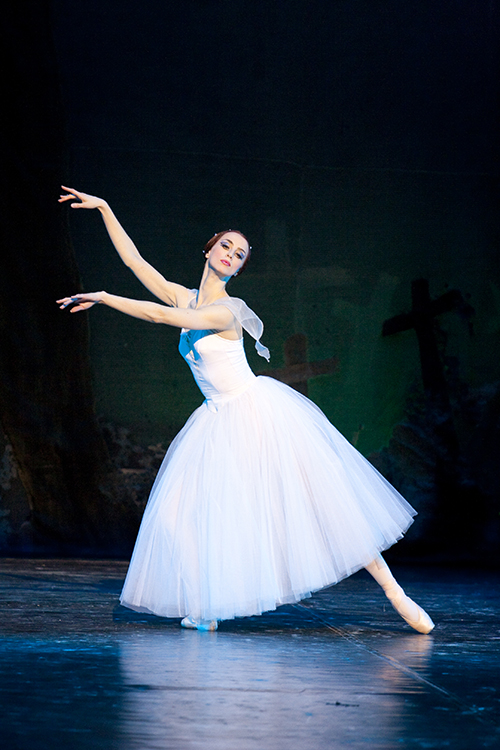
[201,373,257,413]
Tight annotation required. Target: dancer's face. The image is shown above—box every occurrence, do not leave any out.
[206,232,249,278]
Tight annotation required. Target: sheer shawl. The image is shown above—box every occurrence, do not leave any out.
[187,291,270,361]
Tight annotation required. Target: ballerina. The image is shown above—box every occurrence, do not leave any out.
[57,186,434,634]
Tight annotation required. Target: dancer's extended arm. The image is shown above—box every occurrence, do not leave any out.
[57,291,234,331]
[58,186,189,308]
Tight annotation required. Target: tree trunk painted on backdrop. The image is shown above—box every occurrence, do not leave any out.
[0,1,120,553]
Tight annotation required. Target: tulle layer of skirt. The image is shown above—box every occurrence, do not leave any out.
[120,376,416,621]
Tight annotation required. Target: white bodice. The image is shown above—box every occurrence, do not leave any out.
[177,292,269,412]
[179,330,257,412]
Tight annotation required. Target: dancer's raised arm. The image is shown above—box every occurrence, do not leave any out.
[59,186,190,308]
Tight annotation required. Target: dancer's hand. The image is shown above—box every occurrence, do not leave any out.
[58,186,107,210]
[57,292,104,313]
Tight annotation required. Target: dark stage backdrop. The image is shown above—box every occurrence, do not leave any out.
[1,0,499,557]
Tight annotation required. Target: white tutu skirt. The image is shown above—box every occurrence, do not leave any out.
[120,376,416,621]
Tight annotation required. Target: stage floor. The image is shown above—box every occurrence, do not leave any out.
[0,558,498,749]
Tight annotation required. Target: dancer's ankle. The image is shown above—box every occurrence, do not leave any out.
[382,581,404,602]
[386,586,420,623]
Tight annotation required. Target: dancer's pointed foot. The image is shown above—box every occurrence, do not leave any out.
[387,586,435,634]
[181,616,218,631]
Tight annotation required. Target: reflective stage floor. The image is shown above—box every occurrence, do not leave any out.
[1,558,499,749]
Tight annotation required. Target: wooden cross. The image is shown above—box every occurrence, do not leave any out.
[382,278,474,462]
[382,278,472,399]
[259,333,338,396]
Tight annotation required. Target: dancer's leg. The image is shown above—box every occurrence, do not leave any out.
[365,555,435,634]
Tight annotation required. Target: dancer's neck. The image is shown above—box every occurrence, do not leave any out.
[196,267,230,307]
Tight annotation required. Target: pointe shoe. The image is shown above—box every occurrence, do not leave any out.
[389,589,435,634]
[181,616,218,631]
[180,616,198,629]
